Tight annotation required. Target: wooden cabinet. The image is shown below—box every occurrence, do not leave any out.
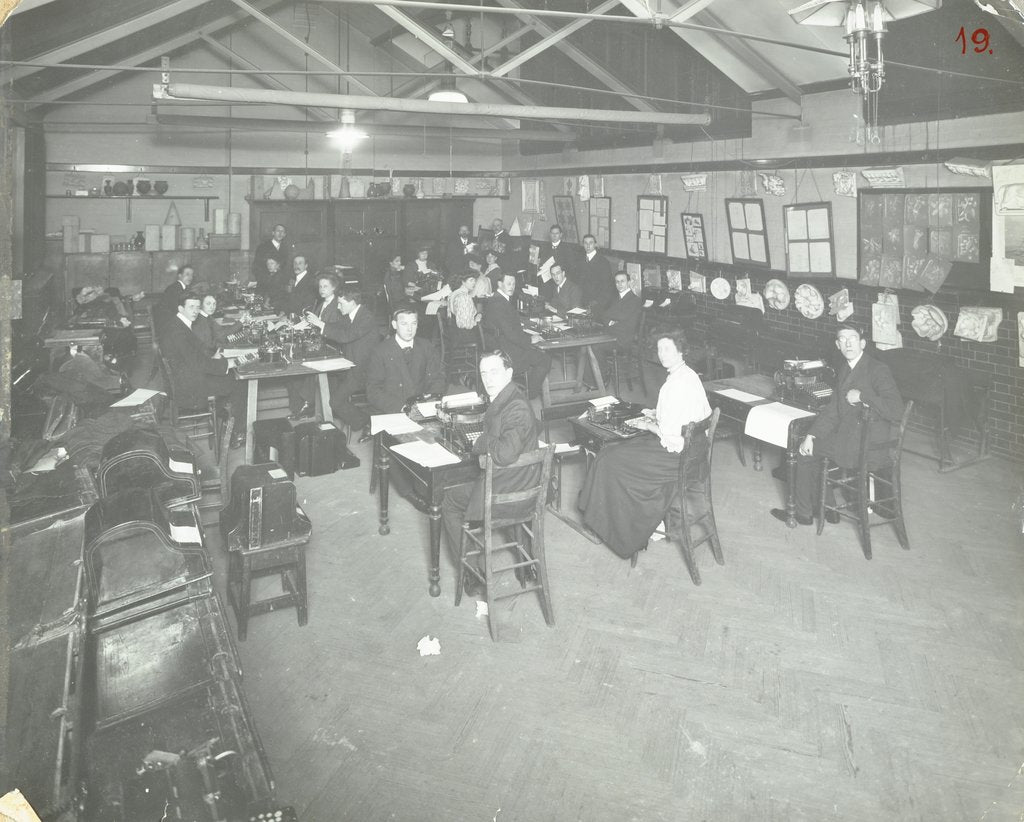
[250,198,475,288]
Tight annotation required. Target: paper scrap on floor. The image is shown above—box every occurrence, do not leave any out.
[744,402,815,448]
[303,356,355,372]
[110,387,165,407]
[169,523,202,544]
[476,601,489,617]
[417,635,441,656]
[538,438,580,454]
[369,413,423,435]
[713,388,767,404]
[390,440,462,468]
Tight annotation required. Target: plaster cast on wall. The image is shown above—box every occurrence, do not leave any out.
[991,164,1024,292]
[910,304,948,341]
[954,307,1003,342]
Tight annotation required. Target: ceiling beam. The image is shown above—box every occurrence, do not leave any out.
[155,113,576,142]
[6,0,62,16]
[692,8,802,104]
[158,82,712,125]
[668,0,720,23]
[197,34,337,123]
[21,5,262,111]
[492,0,658,112]
[488,0,618,78]
[226,0,380,96]
[1,0,214,84]
[372,4,481,75]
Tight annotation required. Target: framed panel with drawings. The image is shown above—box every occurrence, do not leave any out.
[680,212,708,259]
[552,195,580,244]
[588,196,612,248]
[637,195,668,254]
[725,198,770,268]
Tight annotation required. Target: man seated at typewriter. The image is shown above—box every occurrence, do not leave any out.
[161,291,248,449]
[578,330,711,563]
[365,306,445,415]
[481,272,552,400]
[770,323,904,527]
[441,349,540,597]
[541,263,583,315]
[288,272,346,420]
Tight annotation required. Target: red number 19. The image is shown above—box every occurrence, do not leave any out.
[957,26,991,54]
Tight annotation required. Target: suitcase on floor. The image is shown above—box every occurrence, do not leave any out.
[293,421,359,475]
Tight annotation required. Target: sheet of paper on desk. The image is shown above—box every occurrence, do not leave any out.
[249,314,278,323]
[391,440,462,467]
[169,523,202,544]
[551,322,571,331]
[370,413,423,435]
[110,388,165,407]
[643,299,655,308]
[221,347,259,358]
[566,307,588,315]
[167,457,194,474]
[415,400,440,418]
[246,281,258,288]
[266,319,290,331]
[443,391,481,407]
[714,388,766,404]
[589,395,618,408]
[303,356,355,371]
[744,402,815,449]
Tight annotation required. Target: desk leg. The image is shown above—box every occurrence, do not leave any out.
[574,349,587,392]
[541,373,552,411]
[785,446,798,528]
[377,437,390,536]
[315,373,332,423]
[586,345,607,394]
[245,380,258,463]
[427,500,442,598]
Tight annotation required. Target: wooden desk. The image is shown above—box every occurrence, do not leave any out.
[375,424,479,597]
[704,374,817,528]
[534,330,618,408]
[234,353,353,462]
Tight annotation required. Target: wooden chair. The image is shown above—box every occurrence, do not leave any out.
[437,305,482,390]
[817,401,914,559]
[157,353,220,460]
[455,445,556,641]
[649,408,725,584]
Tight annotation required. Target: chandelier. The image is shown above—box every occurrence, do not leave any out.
[788,1,942,138]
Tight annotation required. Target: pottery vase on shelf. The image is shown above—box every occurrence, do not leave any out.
[153,180,169,196]
[135,179,152,196]
[195,229,209,250]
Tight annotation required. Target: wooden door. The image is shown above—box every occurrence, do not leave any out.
[252,203,331,273]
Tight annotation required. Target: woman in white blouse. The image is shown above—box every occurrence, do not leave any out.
[578,330,712,560]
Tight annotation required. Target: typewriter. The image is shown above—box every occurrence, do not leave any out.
[585,401,648,439]
[437,396,488,458]
[774,359,835,411]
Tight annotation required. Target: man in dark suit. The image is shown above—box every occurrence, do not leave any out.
[365,306,445,414]
[482,273,552,398]
[322,287,381,441]
[594,271,642,350]
[771,324,905,526]
[154,263,192,341]
[160,291,247,448]
[540,224,579,274]
[281,254,318,317]
[541,263,583,315]
[441,349,541,596]
[578,234,614,309]
[256,257,289,309]
[251,224,295,280]
[446,224,474,274]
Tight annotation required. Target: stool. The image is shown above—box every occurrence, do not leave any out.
[227,520,311,641]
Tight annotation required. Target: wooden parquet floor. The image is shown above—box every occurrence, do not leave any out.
[203,428,1024,822]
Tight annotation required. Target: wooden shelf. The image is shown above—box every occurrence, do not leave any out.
[47,195,218,221]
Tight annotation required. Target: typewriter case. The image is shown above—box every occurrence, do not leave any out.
[97,428,200,506]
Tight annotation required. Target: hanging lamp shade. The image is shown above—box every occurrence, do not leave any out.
[788,0,942,26]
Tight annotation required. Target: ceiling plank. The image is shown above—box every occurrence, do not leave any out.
[21,5,261,110]
[693,7,802,104]
[488,0,618,78]
[667,0,720,23]
[6,0,62,16]
[226,0,380,96]
[492,0,658,112]
[372,4,480,75]
[197,34,337,122]
[2,0,214,84]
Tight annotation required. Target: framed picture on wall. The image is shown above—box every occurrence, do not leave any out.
[680,212,708,259]
[552,195,580,244]
[522,179,541,214]
[637,195,668,254]
[784,202,835,276]
[589,196,612,248]
[725,198,770,268]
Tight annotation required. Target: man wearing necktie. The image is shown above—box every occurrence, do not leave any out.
[365,306,445,414]
[542,263,583,315]
[770,324,904,527]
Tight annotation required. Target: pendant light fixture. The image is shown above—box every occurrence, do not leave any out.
[427,19,469,104]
